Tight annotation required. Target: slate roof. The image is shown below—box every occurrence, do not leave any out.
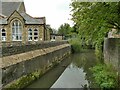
[20,13,44,24]
[1,2,21,17]
[0,0,45,25]
[0,18,7,24]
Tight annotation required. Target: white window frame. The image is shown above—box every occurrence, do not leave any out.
[12,20,22,41]
[34,29,38,41]
[28,29,32,41]
[1,29,6,41]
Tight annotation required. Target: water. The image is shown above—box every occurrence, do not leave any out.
[51,64,89,88]
[24,50,97,89]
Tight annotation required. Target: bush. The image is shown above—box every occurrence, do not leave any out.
[90,64,118,89]
[69,38,82,53]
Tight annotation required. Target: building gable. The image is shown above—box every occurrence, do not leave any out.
[7,10,25,24]
[17,2,26,13]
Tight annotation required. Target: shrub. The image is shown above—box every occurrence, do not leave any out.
[90,64,118,89]
[69,38,82,53]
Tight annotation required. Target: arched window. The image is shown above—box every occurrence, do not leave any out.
[34,29,38,41]
[1,29,6,41]
[12,20,22,41]
[28,29,32,41]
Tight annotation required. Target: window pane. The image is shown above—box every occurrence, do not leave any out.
[28,29,33,41]
[1,29,6,41]
[12,20,22,41]
[34,37,38,41]
[30,33,32,35]
[28,37,32,40]
[2,33,6,36]
[2,37,6,41]
[34,32,38,35]
[2,29,5,32]
[34,29,38,41]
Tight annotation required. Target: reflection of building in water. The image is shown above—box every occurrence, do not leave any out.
[108,27,120,38]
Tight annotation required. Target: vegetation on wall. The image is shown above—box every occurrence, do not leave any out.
[90,64,118,88]
[70,1,120,58]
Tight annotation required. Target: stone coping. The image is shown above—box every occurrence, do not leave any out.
[1,44,70,68]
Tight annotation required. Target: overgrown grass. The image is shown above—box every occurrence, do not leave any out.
[69,38,82,53]
[90,64,118,89]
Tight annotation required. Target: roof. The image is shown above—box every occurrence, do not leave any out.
[20,13,45,24]
[0,0,45,25]
[1,1,22,17]
[0,18,7,24]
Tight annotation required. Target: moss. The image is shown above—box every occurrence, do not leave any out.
[3,70,42,90]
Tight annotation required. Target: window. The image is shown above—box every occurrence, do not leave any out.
[1,29,6,41]
[34,29,38,41]
[12,20,22,41]
[28,29,32,41]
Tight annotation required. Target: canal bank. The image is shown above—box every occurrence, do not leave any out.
[24,50,97,89]
[1,41,71,89]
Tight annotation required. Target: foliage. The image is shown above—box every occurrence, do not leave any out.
[58,23,73,36]
[4,70,42,90]
[90,64,118,88]
[70,1,120,59]
[69,37,82,53]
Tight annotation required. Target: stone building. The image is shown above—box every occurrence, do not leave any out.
[0,0,50,44]
[50,34,64,41]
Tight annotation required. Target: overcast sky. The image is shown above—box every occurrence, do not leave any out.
[24,0,73,30]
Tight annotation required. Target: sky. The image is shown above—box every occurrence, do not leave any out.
[24,0,74,30]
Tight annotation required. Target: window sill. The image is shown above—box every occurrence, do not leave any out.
[34,40,38,41]
[12,40,22,41]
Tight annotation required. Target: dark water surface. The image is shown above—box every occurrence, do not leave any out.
[24,50,97,89]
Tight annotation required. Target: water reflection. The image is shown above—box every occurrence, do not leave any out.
[51,63,89,88]
[25,50,97,89]
[51,50,97,88]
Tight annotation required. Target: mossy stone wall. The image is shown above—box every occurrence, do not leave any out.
[104,38,120,74]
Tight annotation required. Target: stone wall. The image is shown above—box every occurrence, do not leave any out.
[104,38,120,74]
[2,41,68,57]
[1,42,71,86]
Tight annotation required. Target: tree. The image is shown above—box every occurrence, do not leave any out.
[58,23,72,36]
[70,1,120,59]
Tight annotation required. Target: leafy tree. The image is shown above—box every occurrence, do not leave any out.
[58,23,72,36]
[70,1,120,59]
